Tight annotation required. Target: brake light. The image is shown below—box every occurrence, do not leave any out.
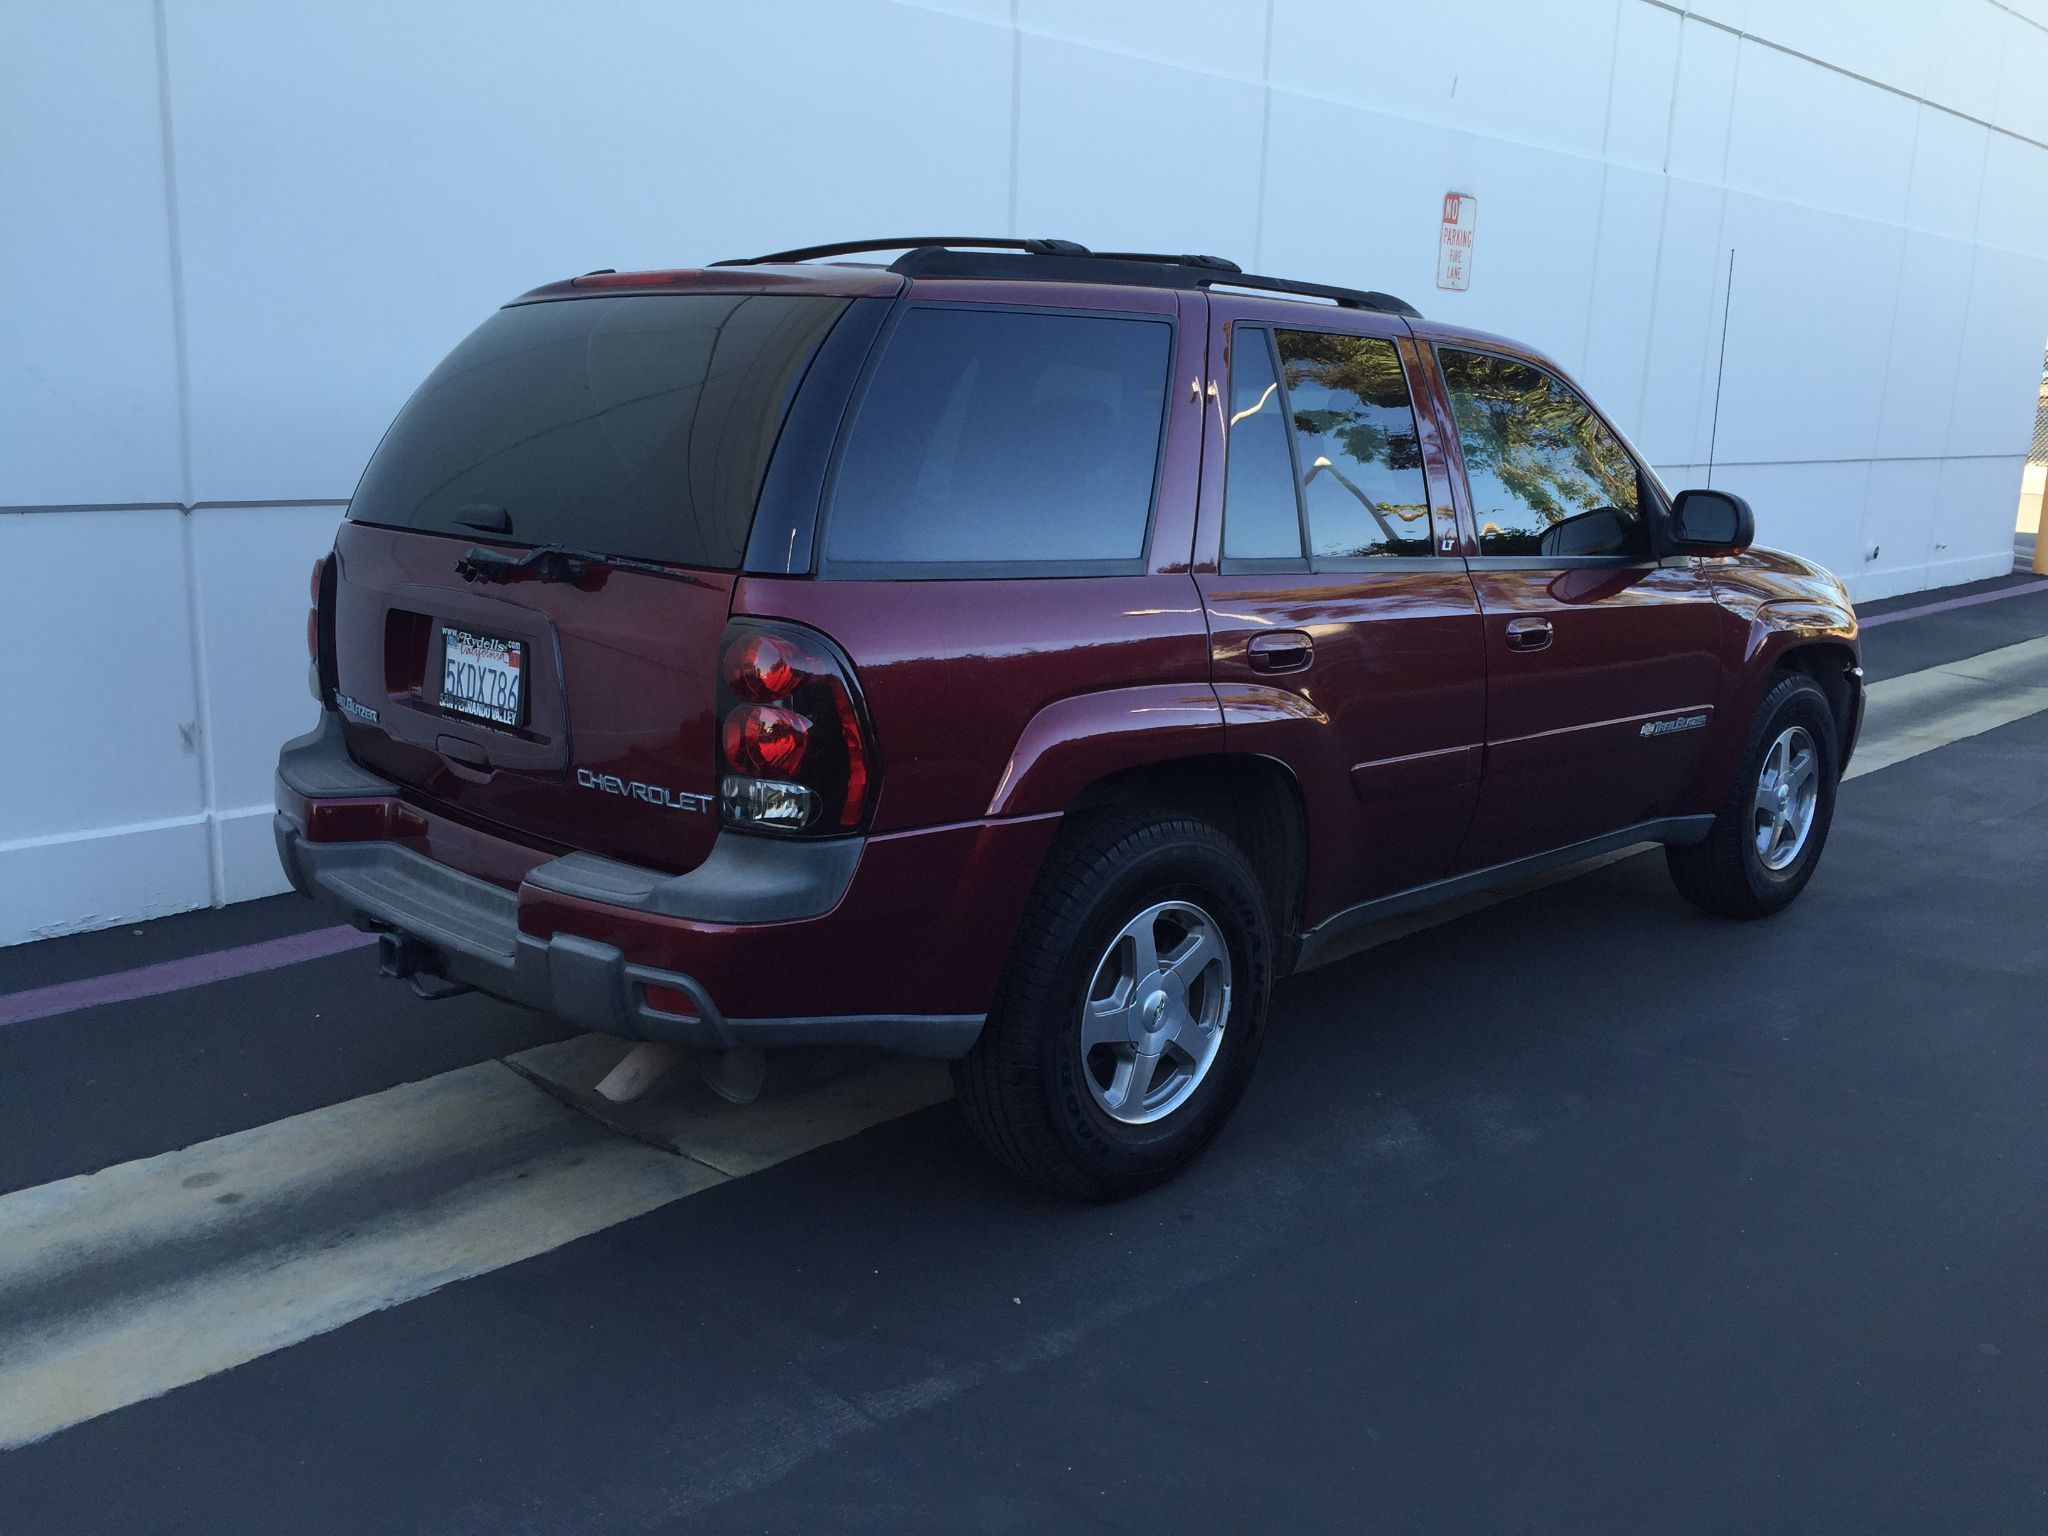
[716,621,875,834]
[306,556,326,663]
[727,633,804,702]
[308,554,341,708]
[307,556,329,702]
[723,704,810,776]
[570,269,699,288]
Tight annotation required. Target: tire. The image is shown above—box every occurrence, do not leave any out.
[952,807,1273,1200]
[1666,670,1841,919]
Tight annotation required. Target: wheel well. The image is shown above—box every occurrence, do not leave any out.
[1776,642,1858,743]
[1066,754,1308,963]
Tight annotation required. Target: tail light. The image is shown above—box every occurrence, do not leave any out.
[717,620,875,834]
[307,555,336,705]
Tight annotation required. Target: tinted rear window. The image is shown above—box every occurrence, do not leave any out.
[348,293,849,568]
[821,306,1173,573]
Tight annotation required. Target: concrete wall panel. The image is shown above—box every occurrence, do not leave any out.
[0,0,183,507]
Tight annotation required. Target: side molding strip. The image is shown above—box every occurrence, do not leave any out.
[1293,814,1715,971]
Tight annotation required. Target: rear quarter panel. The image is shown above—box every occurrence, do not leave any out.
[731,574,1214,832]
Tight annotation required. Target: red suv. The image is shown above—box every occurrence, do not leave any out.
[277,237,1861,1197]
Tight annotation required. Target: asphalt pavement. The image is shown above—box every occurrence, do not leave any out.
[2,578,2046,1534]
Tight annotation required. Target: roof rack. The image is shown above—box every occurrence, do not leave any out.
[713,237,1421,318]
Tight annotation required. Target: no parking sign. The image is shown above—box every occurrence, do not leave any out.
[1437,192,1476,291]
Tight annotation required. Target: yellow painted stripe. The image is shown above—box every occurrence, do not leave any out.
[0,1056,945,1450]
[1846,635,2048,780]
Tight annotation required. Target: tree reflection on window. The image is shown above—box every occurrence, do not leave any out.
[1275,330,1433,558]
[1438,348,1644,558]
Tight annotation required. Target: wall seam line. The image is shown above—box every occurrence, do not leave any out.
[152,0,223,910]
[1578,0,1626,373]
[1005,0,1021,236]
[1631,2,1687,435]
[1251,0,1276,272]
[1633,0,2048,153]
[1935,129,1999,474]
[0,500,351,516]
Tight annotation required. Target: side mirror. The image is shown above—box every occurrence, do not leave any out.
[1668,488,1754,555]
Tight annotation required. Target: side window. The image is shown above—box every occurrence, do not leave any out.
[1218,326,1439,564]
[1222,328,1304,560]
[1275,329,1434,559]
[1437,347,1647,559]
[823,306,1172,571]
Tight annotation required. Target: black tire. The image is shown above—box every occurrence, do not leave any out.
[952,808,1273,1200]
[1666,670,1841,919]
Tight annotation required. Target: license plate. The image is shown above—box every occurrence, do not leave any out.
[440,627,524,725]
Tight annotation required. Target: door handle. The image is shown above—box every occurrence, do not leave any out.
[1248,630,1314,673]
[1504,617,1554,652]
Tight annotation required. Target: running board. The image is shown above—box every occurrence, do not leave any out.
[1292,815,1715,972]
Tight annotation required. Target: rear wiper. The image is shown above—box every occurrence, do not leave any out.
[453,544,710,587]
[454,544,590,584]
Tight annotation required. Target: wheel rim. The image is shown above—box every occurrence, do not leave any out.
[1753,724,1820,872]
[1079,900,1233,1126]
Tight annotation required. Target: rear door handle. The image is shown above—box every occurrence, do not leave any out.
[1504,617,1554,652]
[1248,630,1314,673]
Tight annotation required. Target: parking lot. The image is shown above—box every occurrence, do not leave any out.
[3,576,2047,1534]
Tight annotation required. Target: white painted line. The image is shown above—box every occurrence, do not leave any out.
[3,634,2046,1451]
[1847,635,2048,781]
[0,1064,714,1450]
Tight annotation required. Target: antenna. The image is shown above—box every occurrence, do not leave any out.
[1706,249,1735,488]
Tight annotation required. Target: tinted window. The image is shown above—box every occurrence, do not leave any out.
[348,293,848,568]
[824,307,1172,569]
[1437,347,1646,558]
[1222,328,1305,560]
[1277,330,1433,559]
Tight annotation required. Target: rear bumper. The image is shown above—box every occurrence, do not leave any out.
[275,714,1059,1058]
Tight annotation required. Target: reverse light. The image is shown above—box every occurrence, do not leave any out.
[716,621,874,834]
[721,775,820,829]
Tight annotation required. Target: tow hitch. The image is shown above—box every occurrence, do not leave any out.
[375,931,473,1001]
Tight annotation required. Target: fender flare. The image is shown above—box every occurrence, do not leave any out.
[985,683,1225,818]
[1692,598,1859,804]
[1743,597,1858,668]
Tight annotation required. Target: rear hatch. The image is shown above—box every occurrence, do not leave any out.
[330,285,853,874]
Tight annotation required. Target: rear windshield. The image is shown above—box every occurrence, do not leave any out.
[348,292,849,568]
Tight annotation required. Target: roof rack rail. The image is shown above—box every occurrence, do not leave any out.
[711,236,1091,267]
[713,237,1421,319]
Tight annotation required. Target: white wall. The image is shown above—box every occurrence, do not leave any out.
[5,0,2047,944]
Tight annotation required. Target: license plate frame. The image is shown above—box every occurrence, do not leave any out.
[439,626,525,727]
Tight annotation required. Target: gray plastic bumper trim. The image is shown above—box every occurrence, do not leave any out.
[274,814,981,1059]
